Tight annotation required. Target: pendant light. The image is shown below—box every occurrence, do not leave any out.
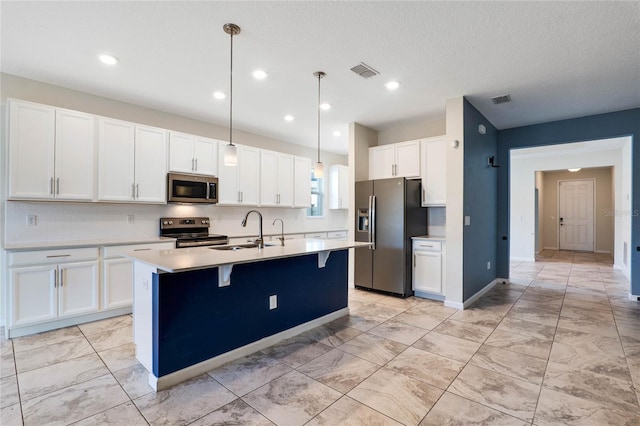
[313,71,326,178]
[223,23,240,166]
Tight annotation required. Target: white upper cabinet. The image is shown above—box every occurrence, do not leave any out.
[8,100,96,201]
[169,132,218,176]
[329,164,349,210]
[369,140,420,180]
[98,120,167,203]
[218,143,260,205]
[293,156,312,208]
[421,136,447,206]
[260,150,293,207]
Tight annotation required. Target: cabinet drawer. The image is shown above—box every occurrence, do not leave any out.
[326,231,347,240]
[304,232,327,239]
[412,241,442,251]
[102,242,175,258]
[9,247,99,266]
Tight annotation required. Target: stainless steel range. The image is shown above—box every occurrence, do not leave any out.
[160,217,228,248]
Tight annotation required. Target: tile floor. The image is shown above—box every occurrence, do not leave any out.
[1,250,639,425]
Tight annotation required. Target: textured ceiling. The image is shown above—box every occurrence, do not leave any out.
[2,1,639,154]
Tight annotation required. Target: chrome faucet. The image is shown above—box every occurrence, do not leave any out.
[241,210,264,248]
[273,218,285,246]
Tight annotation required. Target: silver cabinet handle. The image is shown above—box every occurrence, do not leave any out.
[136,184,139,198]
[56,178,60,195]
[59,268,64,288]
[132,183,136,199]
[133,248,151,251]
[46,254,71,258]
[50,177,54,195]
[191,158,195,171]
[195,158,198,171]
[241,191,243,202]
[422,189,425,204]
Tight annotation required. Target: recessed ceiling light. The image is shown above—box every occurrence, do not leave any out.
[98,54,119,65]
[385,80,400,90]
[568,168,581,172]
[319,103,331,111]
[284,115,294,122]
[333,131,341,137]
[213,91,226,100]
[253,69,267,80]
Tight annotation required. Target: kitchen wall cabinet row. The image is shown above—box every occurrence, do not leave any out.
[7,99,312,208]
[5,241,174,338]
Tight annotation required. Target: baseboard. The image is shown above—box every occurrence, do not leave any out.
[414,291,445,301]
[150,307,349,391]
[629,294,640,302]
[510,257,536,262]
[443,300,464,310]
[595,250,612,254]
[444,278,504,311]
[543,246,558,251]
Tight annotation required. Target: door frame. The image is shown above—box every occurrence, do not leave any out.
[556,178,596,252]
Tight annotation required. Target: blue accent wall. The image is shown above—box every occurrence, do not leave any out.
[496,108,640,294]
[151,251,348,377]
[463,99,499,301]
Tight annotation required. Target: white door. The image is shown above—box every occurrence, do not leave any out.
[217,143,240,204]
[559,180,594,251]
[369,145,395,179]
[193,137,218,176]
[58,261,100,318]
[103,258,133,309]
[134,125,168,203]
[55,109,96,200]
[293,156,312,207]
[277,153,294,207]
[395,141,421,178]
[238,146,260,205]
[259,150,279,206]
[413,251,442,294]
[98,118,136,201]
[10,265,58,326]
[422,138,447,206]
[169,132,195,173]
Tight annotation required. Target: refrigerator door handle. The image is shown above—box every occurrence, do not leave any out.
[370,195,376,250]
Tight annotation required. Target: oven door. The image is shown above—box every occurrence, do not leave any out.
[167,173,218,204]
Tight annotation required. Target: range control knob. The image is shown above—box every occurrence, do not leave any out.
[168,220,173,225]
[163,220,169,225]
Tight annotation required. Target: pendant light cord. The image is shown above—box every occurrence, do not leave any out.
[317,73,321,163]
[229,30,234,147]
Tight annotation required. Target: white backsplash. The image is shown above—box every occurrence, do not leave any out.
[4,201,348,245]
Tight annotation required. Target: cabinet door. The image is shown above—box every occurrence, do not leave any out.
[103,258,133,310]
[8,100,56,199]
[10,265,57,327]
[98,118,136,201]
[193,137,218,176]
[238,146,260,205]
[369,145,394,180]
[134,125,168,203]
[413,251,442,294]
[169,132,195,173]
[329,164,348,210]
[422,138,447,206]
[55,109,96,200]
[293,156,312,208]
[277,153,294,207]
[395,141,421,178]
[217,143,240,204]
[259,150,279,206]
[58,261,99,318]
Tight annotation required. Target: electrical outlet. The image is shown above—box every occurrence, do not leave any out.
[487,261,491,270]
[26,215,37,226]
[269,295,277,310]
[464,216,471,226]
[127,215,135,224]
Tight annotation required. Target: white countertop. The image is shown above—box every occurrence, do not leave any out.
[127,239,371,273]
[412,235,446,242]
[4,237,176,251]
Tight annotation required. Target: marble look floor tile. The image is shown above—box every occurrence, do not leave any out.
[73,401,148,426]
[209,352,292,397]
[562,297,612,312]
[133,374,236,426]
[512,299,562,314]
[367,320,428,345]
[337,333,407,365]
[347,368,443,426]
[420,391,529,426]
[307,396,401,426]
[243,370,341,426]
[392,311,446,330]
[14,336,94,374]
[449,308,505,328]
[18,352,109,401]
[543,361,639,412]
[301,322,362,348]
[412,331,482,363]
[77,314,132,336]
[413,303,459,319]
[448,364,540,422]
[332,313,386,332]
[0,340,13,356]
[534,386,640,426]
[432,319,494,343]
[297,349,379,393]
[484,329,552,360]
[12,326,83,353]
[84,325,133,352]
[495,317,556,340]
[97,342,138,372]
[550,327,627,371]
[189,398,273,426]
[1,404,22,426]
[349,304,405,321]
[385,346,464,389]
[560,305,615,323]
[505,307,559,327]
[556,316,619,338]
[113,363,154,399]
[21,374,128,426]
[258,334,331,369]
[0,352,16,379]
[469,345,547,385]
[1,375,19,408]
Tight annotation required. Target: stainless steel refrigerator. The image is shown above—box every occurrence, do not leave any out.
[355,178,427,297]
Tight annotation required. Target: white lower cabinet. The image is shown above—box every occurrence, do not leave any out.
[412,240,445,296]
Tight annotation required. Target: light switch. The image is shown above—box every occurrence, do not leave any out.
[464,216,471,226]
[269,295,277,310]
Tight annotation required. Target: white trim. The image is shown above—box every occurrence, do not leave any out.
[148,307,349,391]
[414,291,445,301]
[543,246,559,251]
[443,300,464,310]
[510,256,535,262]
[629,294,640,302]
[444,278,506,311]
[595,249,612,254]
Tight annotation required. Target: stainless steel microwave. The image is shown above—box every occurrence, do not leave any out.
[167,173,218,204]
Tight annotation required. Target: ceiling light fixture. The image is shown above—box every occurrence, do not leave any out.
[223,23,241,166]
[253,69,267,80]
[568,168,581,172]
[213,91,226,100]
[284,115,294,122]
[313,71,326,178]
[98,54,119,65]
[319,103,331,111]
[333,131,341,137]
[385,81,400,90]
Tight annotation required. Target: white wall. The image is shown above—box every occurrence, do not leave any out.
[621,139,633,280]
[377,116,446,145]
[509,137,631,278]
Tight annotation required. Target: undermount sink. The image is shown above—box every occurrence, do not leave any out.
[210,242,276,251]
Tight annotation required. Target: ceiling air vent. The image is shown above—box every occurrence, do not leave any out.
[350,62,380,79]
[491,94,511,105]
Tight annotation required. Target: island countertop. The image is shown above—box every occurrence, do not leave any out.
[126,238,371,273]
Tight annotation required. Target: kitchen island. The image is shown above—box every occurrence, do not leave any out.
[127,239,370,391]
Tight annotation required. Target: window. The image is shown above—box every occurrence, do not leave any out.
[307,170,324,217]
